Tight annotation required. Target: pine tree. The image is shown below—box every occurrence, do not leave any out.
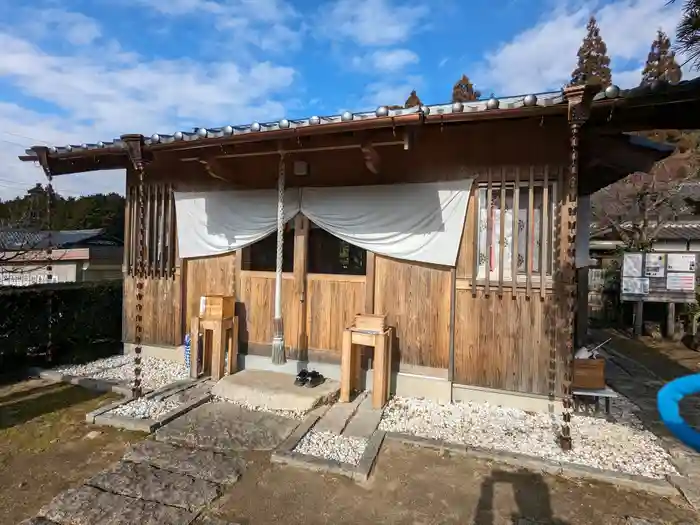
[670,0,700,71]
[452,74,481,102]
[404,90,422,108]
[641,29,683,85]
[570,16,613,87]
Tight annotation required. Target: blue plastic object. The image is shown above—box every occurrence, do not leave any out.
[184,333,191,369]
[657,374,700,452]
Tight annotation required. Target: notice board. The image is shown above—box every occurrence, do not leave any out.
[620,252,698,303]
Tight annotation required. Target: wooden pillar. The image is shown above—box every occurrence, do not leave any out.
[667,302,676,339]
[365,252,376,314]
[293,214,309,359]
[560,83,598,450]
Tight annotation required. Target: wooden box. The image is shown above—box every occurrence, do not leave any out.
[353,313,386,333]
[199,295,235,320]
[572,359,606,390]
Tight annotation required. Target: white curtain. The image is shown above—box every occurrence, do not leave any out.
[174,189,300,259]
[301,180,472,266]
[174,179,473,267]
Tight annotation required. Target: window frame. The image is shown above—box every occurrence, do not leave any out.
[474,179,557,284]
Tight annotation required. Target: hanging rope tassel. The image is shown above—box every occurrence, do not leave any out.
[271,154,287,365]
[133,166,146,397]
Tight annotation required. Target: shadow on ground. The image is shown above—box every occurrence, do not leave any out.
[0,382,103,430]
[475,469,569,525]
[214,442,696,525]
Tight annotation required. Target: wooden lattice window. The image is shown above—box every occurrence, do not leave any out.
[126,183,176,278]
[475,175,556,284]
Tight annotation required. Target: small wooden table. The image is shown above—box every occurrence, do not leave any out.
[190,315,238,381]
[572,386,619,415]
[341,325,393,410]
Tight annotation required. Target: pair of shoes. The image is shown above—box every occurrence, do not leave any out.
[294,369,325,388]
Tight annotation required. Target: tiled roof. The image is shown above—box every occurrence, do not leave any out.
[20,76,700,161]
[0,228,113,250]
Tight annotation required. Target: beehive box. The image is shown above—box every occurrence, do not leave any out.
[353,313,386,333]
[572,359,606,390]
[199,295,235,320]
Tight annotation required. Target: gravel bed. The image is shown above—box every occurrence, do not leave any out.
[53,355,190,390]
[108,396,182,420]
[379,396,677,479]
[294,430,368,466]
[213,396,306,420]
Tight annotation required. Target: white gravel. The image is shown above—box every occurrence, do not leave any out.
[379,396,677,479]
[53,355,190,390]
[294,430,368,465]
[213,396,306,420]
[109,397,182,420]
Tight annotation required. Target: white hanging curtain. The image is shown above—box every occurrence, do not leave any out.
[174,179,473,267]
[301,180,472,267]
[174,189,300,259]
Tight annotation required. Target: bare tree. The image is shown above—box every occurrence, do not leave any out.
[591,147,699,250]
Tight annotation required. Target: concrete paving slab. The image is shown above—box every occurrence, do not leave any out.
[154,401,299,452]
[343,395,383,438]
[211,369,339,412]
[87,461,221,511]
[124,440,244,485]
[39,485,196,525]
[315,392,367,434]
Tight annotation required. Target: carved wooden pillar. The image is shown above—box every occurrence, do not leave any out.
[560,84,597,450]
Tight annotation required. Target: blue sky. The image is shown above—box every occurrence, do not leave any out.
[0,0,695,197]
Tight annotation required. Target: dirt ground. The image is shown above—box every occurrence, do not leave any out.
[213,442,698,525]
[0,378,145,525]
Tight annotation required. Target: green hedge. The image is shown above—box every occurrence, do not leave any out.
[0,281,123,373]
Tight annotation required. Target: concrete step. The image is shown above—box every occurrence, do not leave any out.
[343,395,383,439]
[211,369,339,413]
[315,392,367,434]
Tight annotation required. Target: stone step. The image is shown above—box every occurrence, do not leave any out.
[39,485,196,525]
[212,369,339,413]
[123,439,244,485]
[343,395,383,439]
[87,461,221,511]
[154,402,299,452]
[315,391,367,434]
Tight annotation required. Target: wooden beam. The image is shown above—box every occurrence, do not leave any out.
[365,252,376,314]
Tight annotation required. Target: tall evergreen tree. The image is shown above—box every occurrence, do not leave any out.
[404,90,422,108]
[670,0,700,71]
[570,16,613,87]
[641,29,683,85]
[452,74,481,102]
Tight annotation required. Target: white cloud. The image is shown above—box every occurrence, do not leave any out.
[352,49,419,72]
[319,0,428,47]
[360,75,423,108]
[125,0,303,53]
[477,0,696,95]
[0,4,298,199]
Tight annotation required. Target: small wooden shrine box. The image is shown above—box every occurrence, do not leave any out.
[190,295,238,381]
[340,313,393,409]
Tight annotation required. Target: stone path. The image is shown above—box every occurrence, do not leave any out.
[20,401,299,525]
[596,338,700,510]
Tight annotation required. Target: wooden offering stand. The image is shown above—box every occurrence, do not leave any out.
[341,313,393,410]
[190,295,238,381]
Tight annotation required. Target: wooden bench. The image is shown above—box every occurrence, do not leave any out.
[572,386,619,415]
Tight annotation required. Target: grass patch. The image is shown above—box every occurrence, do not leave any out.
[0,378,145,524]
